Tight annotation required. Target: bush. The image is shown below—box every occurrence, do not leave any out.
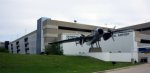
[0,47,8,53]
[45,44,63,55]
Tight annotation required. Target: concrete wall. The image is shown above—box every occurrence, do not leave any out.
[61,31,138,62]
[8,17,99,54]
[8,31,37,54]
[87,52,132,62]
[42,18,100,53]
[138,53,150,63]
[36,17,48,54]
[28,32,37,54]
[138,34,150,47]
[61,33,90,56]
[17,37,25,54]
[44,19,101,30]
[100,30,135,52]
[99,31,139,62]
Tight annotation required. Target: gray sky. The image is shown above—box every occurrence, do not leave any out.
[0,0,150,42]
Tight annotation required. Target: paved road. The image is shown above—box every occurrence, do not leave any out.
[104,63,150,73]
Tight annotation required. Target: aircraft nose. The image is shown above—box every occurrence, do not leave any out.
[98,29,104,34]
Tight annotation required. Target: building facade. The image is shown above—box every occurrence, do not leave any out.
[9,31,37,54]
[8,17,102,54]
[0,41,9,49]
[8,17,150,63]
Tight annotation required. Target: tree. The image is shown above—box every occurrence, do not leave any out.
[45,44,63,55]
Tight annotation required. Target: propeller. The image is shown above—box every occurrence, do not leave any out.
[103,25,116,41]
[98,28,104,35]
[110,26,116,41]
[79,34,85,45]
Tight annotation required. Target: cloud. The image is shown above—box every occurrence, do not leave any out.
[0,0,150,41]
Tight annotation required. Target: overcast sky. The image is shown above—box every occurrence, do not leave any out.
[0,0,150,42]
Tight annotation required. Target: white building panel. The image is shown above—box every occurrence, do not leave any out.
[61,33,90,56]
[61,31,138,62]
[100,31,135,53]
[87,52,132,62]
[109,53,132,62]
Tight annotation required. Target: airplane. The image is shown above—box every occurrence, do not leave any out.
[49,26,127,48]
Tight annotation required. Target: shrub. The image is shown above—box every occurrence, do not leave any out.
[0,47,8,53]
[45,44,63,55]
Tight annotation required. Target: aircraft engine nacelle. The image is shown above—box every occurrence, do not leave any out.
[94,28,104,35]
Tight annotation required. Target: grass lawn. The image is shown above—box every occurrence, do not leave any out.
[0,53,133,73]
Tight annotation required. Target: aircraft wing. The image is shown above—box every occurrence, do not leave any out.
[49,37,81,44]
[103,28,133,41]
[113,29,133,33]
[49,35,93,44]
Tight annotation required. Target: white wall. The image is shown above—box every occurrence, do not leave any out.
[61,31,138,62]
[100,30,135,53]
[87,52,132,62]
[86,52,110,61]
[62,33,90,56]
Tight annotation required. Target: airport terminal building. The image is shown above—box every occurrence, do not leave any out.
[8,17,150,63]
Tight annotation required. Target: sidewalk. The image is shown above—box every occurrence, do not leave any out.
[93,63,150,73]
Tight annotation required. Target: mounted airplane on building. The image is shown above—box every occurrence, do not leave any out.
[49,26,128,48]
